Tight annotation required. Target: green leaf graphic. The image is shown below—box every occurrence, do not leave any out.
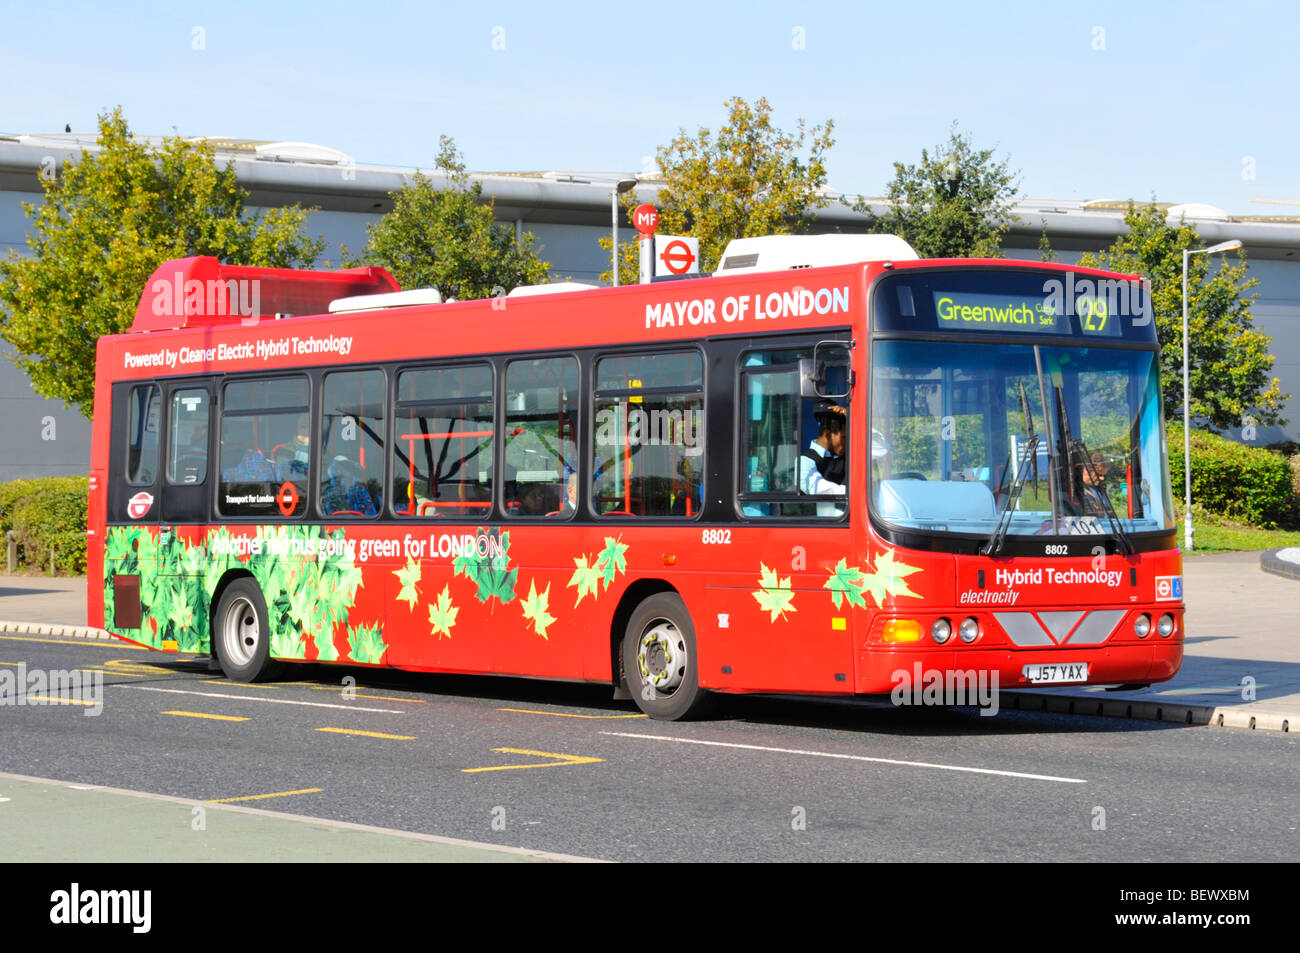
[347,623,389,665]
[567,554,603,607]
[428,584,459,639]
[823,557,869,610]
[520,579,557,639]
[752,563,797,622]
[596,536,629,590]
[393,558,422,611]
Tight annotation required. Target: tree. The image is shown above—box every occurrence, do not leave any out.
[858,123,1020,258]
[0,108,323,417]
[353,137,549,300]
[600,96,835,283]
[1078,202,1285,432]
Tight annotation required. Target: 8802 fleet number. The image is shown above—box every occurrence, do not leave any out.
[702,529,732,544]
[1044,544,1069,555]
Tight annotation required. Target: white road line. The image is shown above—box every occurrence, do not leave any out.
[124,686,405,714]
[600,731,1087,784]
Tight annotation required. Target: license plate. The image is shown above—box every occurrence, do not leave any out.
[1022,662,1088,684]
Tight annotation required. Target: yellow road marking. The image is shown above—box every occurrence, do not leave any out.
[208,788,323,803]
[316,727,415,741]
[163,710,249,722]
[202,680,278,690]
[0,635,150,650]
[22,696,97,706]
[498,707,646,720]
[0,661,18,666]
[462,747,604,773]
[104,659,184,676]
[79,667,145,677]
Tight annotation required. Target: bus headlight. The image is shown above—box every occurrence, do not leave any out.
[959,617,979,643]
[1134,614,1151,638]
[1157,614,1175,638]
[930,618,952,644]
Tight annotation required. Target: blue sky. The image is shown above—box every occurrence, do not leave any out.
[2,0,1293,213]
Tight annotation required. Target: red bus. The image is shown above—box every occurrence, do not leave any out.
[88,237,1183,720]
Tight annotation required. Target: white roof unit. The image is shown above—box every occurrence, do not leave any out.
[328,288,443,313]
[715,234,918,275]
[507,281,601,298]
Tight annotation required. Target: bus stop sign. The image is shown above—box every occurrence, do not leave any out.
[633,204,659,236]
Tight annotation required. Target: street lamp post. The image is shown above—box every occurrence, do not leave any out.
[612,178,637,286]
[1182,238,1242,551]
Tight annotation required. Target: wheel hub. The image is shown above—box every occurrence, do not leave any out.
[638,621,685,694]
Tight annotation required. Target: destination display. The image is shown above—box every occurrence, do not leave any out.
[875,270,1150,343]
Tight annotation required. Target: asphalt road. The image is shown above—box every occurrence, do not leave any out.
[1,631,1296,862]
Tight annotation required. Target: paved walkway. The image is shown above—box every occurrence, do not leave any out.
[0,772,591,862]
[2,554,1297,732]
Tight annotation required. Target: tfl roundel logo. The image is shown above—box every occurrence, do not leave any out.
[126,492,154,519]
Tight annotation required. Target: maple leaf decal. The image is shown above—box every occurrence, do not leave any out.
[864,548,923,605]
[393,558,422,611]
[427,584,459,640]
[752,564,797,622]
[823,558,870,610]
[596,536,629,590]
[567,554,603,607]
[520,579,556,639]
[346,622,388,664]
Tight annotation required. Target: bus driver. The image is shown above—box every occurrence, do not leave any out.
[801,402,846,515]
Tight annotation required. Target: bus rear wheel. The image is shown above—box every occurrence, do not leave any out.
[622,593,711,721]
[213,578,283,682]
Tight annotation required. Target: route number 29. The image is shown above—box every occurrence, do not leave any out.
[702,529,732,544]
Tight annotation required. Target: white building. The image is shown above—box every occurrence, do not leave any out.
[2,131,1298,479]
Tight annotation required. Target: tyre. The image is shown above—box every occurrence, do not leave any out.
[213,578,284,682]
[622,592,711,720]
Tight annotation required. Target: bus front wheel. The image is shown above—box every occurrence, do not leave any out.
[622,593,711,721]
[213,578,283,682]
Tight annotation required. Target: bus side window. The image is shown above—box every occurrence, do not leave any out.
[393,364,494,518]
[218,377,310,518]
[503,357,578,518]
[126,384,162,486]
[167,388,209,485]
[319,370,385,518]
[592,351,704,518]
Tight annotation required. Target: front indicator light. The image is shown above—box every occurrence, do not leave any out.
[883,620,923,643]
[959,617,980,643]
[931,618,952,644]
[1157,614,1175,638]
[1134,614,1151,638]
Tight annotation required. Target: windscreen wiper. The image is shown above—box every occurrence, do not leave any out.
[982,434,1039,556]
[1072,435,1133,555]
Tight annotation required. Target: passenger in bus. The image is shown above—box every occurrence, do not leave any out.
[801,402,847,515]
[322,453,378,517]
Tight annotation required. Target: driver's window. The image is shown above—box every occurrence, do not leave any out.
[319,370,385,518]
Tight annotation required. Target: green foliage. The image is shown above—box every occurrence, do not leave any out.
[0,108,323,416]
[601,96,834,282]
[346,623,389,665]
[1,476,88,574]
[858,123,1020,259]
[1168,425,1294,529]
[1079,203,1284,431]
[353,136,550,300]
[452,528,517,605]
[752,564,796,622]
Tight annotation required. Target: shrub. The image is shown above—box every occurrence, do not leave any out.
[1,476,88,574]
[1168,426,1294,529]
